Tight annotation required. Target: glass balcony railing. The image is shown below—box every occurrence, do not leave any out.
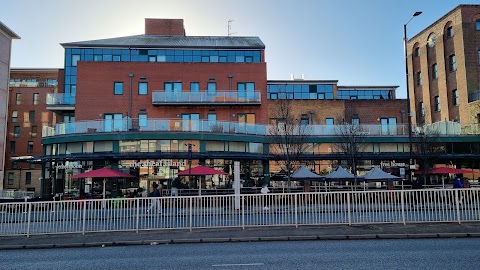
[46,93,76,106]
[42,118,473,138]
[152,91,261,105]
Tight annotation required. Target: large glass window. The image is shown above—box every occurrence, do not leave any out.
[10,141,15,153]
[453,90,459,106]
[449,54,456,71]
[11,111,17,123]
[25,172,32,185]
[114,82,124,95]
[8,172,14,185]
[33,93,39,105]
[190,82,199,92]
[139,113,148,127]
[435,96,441,111]
[207,82,217,95]
[416,71,422,86]
[29,111,35,123]
[207,113,217,129]
[238,82,255,99]
[27,141,34,153]
[72,54,80,66]
[138,82,148,95]
[432,64,438,80]
[31,125,37,137]
[447,26,454,38]
[182,113,200,131]
[104,113,124,132]
[16,93,22,105]
[380,118,397,135]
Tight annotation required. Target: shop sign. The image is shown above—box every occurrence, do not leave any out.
[55,164,83,169]
[129,160,186,168]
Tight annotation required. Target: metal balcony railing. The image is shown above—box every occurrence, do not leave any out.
[152,91,261,105]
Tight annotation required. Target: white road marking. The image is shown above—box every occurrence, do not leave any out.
[212,263,264,267]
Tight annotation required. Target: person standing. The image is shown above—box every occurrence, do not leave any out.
[261,184,270,211]
[147,182,161,213]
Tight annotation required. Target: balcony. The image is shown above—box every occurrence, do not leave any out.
[152,91,261,105]
[46,93,75,111]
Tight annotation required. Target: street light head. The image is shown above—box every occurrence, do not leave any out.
[413,11,422,17]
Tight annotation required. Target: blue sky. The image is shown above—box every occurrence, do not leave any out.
[1,0,478,98]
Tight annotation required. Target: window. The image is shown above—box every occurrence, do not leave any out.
[31,125,37,137]
[8,172,14,185]
[432,64,438,80]
[352,118,360,126]
[16,93,22,105]
[138,113,147,127]
[447,26,454,38]
[11,111,18,123]
[207,82,217,95]
[27,141,34,153]
[10,141,16,153]
[419,102,425,117]
[29,111,35,123]
[72,54,80,66]
[453,90,459,106]
[416,71,422,86]
[14,126,20,137]
[190,82,199,92]
[138,82,148,95]
[25,172,32,185]
[207,113,217,129]
[414,47,420,57]
[476,19,480,30]
[435,96,441,111]
[380,118,397,135]
[325,118,334,125]
[300,114,309,125]
[33,93,39,105]
[449,54,456,72]
[114,82,124,95]
[238,82,255,99]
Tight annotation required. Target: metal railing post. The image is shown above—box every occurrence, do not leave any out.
[401,190,406,225]
[136,198,140,233]
[82,200,87,235]
[26,202,32,238]
[294,193,298,228]
[242,195,245,230]
[347,191,352,226]
[189,196,193,232]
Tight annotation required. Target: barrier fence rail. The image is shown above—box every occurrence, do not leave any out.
[1,189,479,237]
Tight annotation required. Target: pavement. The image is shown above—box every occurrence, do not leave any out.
[2,222,480,250]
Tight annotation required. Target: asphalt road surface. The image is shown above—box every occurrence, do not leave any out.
[1,238,480,270]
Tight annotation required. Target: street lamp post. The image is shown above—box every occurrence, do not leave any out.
[404,11,422,178]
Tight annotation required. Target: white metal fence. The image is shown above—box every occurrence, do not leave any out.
[1,189,479,237]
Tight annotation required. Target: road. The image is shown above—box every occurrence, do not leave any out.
[1,238,479,270]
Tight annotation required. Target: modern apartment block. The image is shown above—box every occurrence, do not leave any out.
[0,22,20,192]
[5,69,58,196]
[407,5,480,126]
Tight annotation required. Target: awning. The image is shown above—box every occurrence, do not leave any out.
[72,168,136,178]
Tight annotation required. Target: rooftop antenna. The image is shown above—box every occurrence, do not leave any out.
[228,19,237,36]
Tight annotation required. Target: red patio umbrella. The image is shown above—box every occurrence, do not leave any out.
[72,168,135,202]
[72,168,136,178]
[177,165,227,176]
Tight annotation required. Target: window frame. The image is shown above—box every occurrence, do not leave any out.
[434,96,441,112]
[138,82,148,95]
[447,26,454,38]
[33,93,40,105]
[114,81,124,95]
[7,172,14,185]
[449,54,456,72]
[453,89,459,106]
[432,63,438,80]
[25,172,32,185]
[414,47,420,57]
[29,111,35,123]
[15,93,22,105]
[416,71,422,86]
[27,141,34,153]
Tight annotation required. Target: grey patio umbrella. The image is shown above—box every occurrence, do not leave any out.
[324,166,355,180]
[361,167,401,181]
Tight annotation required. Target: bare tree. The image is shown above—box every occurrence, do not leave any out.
[268,97,311,191]
[333,121,367,188]
[412,125,445,186]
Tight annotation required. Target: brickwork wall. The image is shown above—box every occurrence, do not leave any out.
[145,19,185,35]
[75,62,268,124]
[408,5,480,125]
[0,33,12,190]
